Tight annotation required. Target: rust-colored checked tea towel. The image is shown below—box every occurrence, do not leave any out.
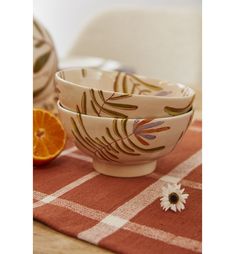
[33,121,202,254]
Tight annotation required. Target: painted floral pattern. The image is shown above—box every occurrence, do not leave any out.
[133,119,170,145]
[71,111,171,162]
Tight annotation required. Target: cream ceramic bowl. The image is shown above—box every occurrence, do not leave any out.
[55,68,195,119]
[58,101,193,177]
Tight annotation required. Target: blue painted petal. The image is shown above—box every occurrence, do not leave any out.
[141,121,164,130]
[140,134,156,140]
[155,91,172,96]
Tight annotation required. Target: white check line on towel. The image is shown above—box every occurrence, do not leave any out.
[149,173,202,190]
[59,146,93,163]
[124,222,201,253]
[33,171,99,208]
[33,191,201,253]
[59,146,77,157]
[78,150,202,244]
[66,153,93,163]
[34,191,107,221]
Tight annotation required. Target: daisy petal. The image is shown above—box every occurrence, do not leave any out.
[164,203,171,211]
[182,194,189,199]
[181,199,187,204]
[161,197,167,203]
[177,202,185,211]
[171,204,177,212]
[180,203,185,210]
[176,203,182,212]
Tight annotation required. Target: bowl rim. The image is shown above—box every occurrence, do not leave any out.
[55,67,195,101]
[57,100,194,121]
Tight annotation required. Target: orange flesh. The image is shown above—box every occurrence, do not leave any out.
[33,108,66,166]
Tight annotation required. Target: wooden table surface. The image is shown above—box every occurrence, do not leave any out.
[33,220,113,254]
[34,108,202,254]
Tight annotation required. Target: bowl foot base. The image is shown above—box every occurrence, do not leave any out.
[93,160,157,178]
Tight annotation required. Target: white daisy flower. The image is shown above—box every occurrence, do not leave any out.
[160,183,189,212]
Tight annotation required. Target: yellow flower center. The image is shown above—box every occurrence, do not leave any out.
[168,192,179,204]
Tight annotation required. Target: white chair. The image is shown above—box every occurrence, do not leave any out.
[67,7,202,111]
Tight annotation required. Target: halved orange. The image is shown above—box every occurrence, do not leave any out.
[33,108,66,166]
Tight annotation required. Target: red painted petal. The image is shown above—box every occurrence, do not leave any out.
[143,126,170,133]
[135,134,150,146]
[136,118,154,129]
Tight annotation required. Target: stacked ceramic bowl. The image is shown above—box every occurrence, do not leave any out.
[55,68,195,177]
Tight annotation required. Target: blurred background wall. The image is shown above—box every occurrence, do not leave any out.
[34,0,201,111]
[34,0,201,59]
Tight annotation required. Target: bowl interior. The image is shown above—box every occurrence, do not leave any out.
[57,68,194,98]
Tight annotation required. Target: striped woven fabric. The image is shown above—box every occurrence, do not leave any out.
[33,121,202,254]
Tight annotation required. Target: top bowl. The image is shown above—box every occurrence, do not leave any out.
[55,68,195,119]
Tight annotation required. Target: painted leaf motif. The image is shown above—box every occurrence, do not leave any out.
[81,92,87,114]
[164,95,195,116]
[90,89,128,118]
[109,94,131,100]
[130,83,141,94]
[121,119,128,136]
[33,59,55,98]
[127,138,165,152]
[90,100,99,115]
[129,74,163,91]
[122,74,128,93]
[71,116,119,162]
[112,119,122,138]
[33,51,51,73]
[33,20,44,36]
[98,90,138,110]
[164,106,193,116]
[98,104,128,118]
[81,68,87,77]
[34,40,44,48]
[105,101,138,110]
[113,72,121,92]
